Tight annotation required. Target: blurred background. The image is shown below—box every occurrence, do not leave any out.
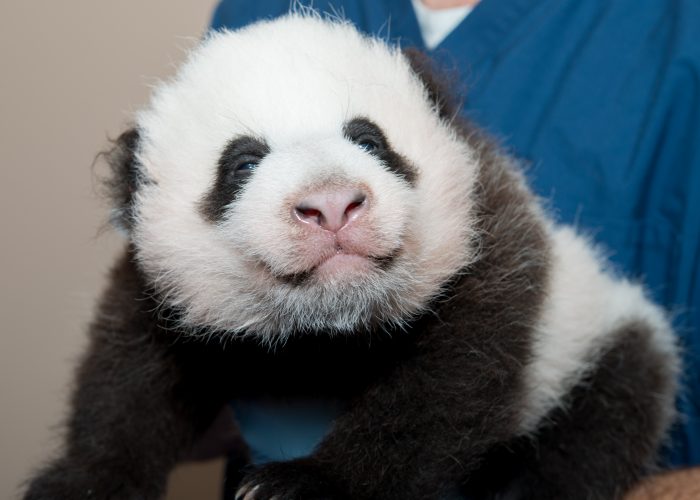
[0,1,225,498]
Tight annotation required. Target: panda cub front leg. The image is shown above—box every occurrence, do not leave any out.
[23,253,238,500]
[235,320,535,500]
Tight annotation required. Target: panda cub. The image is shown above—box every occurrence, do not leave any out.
[26,14,679,500]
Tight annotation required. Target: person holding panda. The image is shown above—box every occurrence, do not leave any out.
[210,0,700,498]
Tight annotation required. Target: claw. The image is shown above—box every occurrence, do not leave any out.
[235,482,252,500]
[243,484,261,500]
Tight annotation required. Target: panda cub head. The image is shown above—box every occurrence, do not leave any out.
[109,15,479,342]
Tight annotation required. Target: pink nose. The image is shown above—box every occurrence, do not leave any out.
[293,189,368,232]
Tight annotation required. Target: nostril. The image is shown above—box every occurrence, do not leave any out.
[344,194,366,220]
[294,206,323,225]
[297,207,322,218]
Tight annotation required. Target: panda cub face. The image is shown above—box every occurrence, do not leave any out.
[125,16,479,341]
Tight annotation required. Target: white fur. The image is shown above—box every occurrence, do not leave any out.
[520,225,679,431]
[130,15,478,342]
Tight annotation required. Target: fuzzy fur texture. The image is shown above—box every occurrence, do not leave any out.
[25,14,679,500]
[131,16,478,342]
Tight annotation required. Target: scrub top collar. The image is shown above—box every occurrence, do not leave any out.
[399,0,546,64]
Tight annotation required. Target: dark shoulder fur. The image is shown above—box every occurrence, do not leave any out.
[403,47,464,121]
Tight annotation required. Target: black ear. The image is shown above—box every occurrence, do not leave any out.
[102,128,142,232]
[403,47,462,121]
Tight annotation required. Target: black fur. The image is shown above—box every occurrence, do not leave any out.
[344,117,418,185]
[201,135,271,223]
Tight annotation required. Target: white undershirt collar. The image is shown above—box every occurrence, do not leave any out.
[411,0,473,50]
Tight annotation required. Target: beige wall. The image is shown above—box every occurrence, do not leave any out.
[0,2,226,499]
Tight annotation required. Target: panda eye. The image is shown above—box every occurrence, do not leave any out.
[343,118,386,155]
[357,139,379,153]
[217,136,269,184]
[222,156,261,185]
[235,160,259,173]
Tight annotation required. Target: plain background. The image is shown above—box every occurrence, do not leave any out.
[0,1,229,499]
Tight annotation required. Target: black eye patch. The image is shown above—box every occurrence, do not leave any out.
[343,117,417,186]
[200,135,270,223]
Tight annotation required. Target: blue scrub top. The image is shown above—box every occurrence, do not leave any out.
[212,0,700,468]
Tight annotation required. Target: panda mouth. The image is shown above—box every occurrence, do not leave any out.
[274,249,400,286]
[316,252,372,275]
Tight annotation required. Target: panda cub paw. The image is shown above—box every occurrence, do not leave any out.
[236,458,347,500]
